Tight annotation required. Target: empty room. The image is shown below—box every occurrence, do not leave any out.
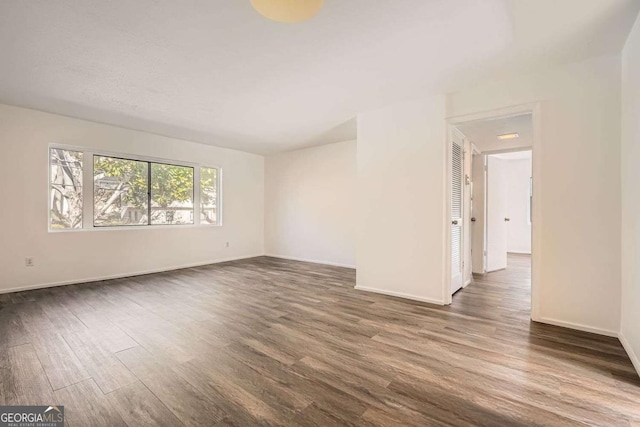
[1,1,640,426]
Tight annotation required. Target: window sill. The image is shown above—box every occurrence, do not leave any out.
[48,223,223,233]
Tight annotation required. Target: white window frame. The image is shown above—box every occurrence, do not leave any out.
[48,143,222,232]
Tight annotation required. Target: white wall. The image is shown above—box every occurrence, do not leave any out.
[621,13,640,374]
[356,55,622,336]
[505,158,532,254]
[264,140,356,267]
[0,104,264,293]
[449,54,622,335]
[356,96,447,304]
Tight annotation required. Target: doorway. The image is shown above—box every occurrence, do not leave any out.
[485,150,532,272]
[446,110,535,315]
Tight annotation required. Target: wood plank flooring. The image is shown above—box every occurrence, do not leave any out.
[1,254,639,426]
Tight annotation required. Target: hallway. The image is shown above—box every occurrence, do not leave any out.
[451,254,531,322]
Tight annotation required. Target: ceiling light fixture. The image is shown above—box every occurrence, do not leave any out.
[497,133,519,140]
[250,0,324,23]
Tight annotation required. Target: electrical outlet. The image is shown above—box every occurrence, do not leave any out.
[225,242,230,248]
[25,257,34,267]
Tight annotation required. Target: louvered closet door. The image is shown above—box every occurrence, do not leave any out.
[451,136,464,293]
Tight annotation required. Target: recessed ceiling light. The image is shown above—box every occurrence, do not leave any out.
[251,0,324,23]
[497,133,519,140]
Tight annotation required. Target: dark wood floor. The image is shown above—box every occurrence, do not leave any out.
[1,254,639,426]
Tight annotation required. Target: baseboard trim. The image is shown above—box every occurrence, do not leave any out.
[354,285,445,306]
[534,316,619,338]
[0,254,264,295]
[264,254,356,269]
[619,332,640,377]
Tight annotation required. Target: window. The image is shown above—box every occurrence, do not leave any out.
[200,167,219,225]
[94,156,148,227]
[151,163,194,225]
[49,149,83,229]
[49,146,221,230]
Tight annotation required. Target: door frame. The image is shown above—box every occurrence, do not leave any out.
[443,102,541,323]
[480,146,533,273]
[450,127,466,293]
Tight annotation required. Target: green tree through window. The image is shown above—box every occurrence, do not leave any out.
[94,156,148,226]
[50,149,83,229]
[200,167,218,224]
[151,163,194,225]
[50,149,218,230]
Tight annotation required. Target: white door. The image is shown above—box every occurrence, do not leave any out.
[486,156,508,272]
[451,133,464,293]
[471,154,486,274]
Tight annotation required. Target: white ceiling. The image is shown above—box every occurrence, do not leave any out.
[457,113,533,153]
[0,0,638,154]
